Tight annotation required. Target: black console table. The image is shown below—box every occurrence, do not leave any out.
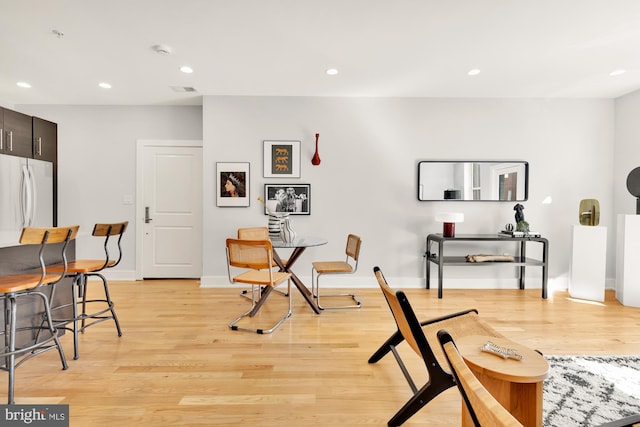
[425,233,549,299]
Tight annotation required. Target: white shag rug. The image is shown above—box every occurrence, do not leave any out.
[544,355,640,426]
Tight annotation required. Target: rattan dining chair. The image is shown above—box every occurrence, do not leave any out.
[369,266,505,426]
[237,227,270,240]
[49,221,127,359]
[236,227,287,300]
[311,234,362,309]
[0,225,79,404]
[225,238,292,334]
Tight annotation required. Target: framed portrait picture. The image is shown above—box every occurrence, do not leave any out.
[263,184,310,215]
[216,162,250,207]
[263,140,301,178]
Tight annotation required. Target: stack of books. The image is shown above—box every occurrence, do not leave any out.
[466,254,515,262]
[500,230,541,237]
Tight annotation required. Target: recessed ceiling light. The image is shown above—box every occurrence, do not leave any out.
[98,82,112,89]
[468,68,481,76]
[16,82,31,88]
[180,66,194,74]
[610,69,626,76]
[326,68,339,76]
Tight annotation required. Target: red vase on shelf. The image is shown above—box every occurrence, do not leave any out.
[311,133,321,165]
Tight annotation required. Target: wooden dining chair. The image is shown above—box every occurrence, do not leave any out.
[49,221,127,359]
[0,225,79,404]
[311,234,362,309]
[225,238,292,334]
[369,266,505,426]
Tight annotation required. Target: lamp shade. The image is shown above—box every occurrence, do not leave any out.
[435,212,464,223]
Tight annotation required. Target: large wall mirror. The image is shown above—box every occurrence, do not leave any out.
[418,160,529,201]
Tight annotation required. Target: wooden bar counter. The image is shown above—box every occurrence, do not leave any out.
[0,242,75,347]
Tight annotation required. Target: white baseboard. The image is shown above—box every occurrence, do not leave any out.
[85,270,137,282]
[199,275,554,290]
[93,273,617,294]
[199,275,388,288]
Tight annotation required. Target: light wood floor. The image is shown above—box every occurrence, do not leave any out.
[3,280,639,426]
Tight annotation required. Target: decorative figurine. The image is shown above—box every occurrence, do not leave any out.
[626,166,640,214]
[514,203,525,223]
[579,199,600,226]
[513,203,529,233]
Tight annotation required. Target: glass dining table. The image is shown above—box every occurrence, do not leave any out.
[249,236,327,316]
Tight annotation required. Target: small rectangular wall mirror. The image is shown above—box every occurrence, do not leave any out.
[418,160,529,201]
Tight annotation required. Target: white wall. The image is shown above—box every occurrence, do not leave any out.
[614,90,640,216]
[15,98,621,289]
[202,96,615,289]
[13,105,203,278]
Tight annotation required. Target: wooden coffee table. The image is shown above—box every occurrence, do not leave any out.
[454,335,549,427]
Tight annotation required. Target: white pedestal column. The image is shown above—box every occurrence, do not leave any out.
[616,214,640,307]
[569,225,606,301]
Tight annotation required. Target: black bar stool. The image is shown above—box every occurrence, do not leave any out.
[0,225,78,404]
[50,221,127,359]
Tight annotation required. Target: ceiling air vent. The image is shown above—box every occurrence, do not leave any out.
[170,86,197,92]
[152,44,174,55]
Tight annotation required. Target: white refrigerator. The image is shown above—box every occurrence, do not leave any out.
[0,154,54,247]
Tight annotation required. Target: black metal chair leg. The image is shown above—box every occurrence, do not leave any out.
[368,330,406,363]
[97,273,122,336]
[387,379,455,427]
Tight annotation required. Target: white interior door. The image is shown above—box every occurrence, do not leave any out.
[141,144,202,278]
[491,163,525,201]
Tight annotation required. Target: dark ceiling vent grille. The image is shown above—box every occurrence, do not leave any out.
[170,86,197,92]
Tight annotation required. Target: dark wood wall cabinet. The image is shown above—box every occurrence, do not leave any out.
[1,107,34,158]
[32,116,58,162]
[1,107,58,161]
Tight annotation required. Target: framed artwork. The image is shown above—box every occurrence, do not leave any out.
[216,162,250,207]
[263,140,300,178]
[263,184,310,215]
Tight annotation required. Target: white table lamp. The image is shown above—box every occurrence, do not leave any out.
[435,212,464,237]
